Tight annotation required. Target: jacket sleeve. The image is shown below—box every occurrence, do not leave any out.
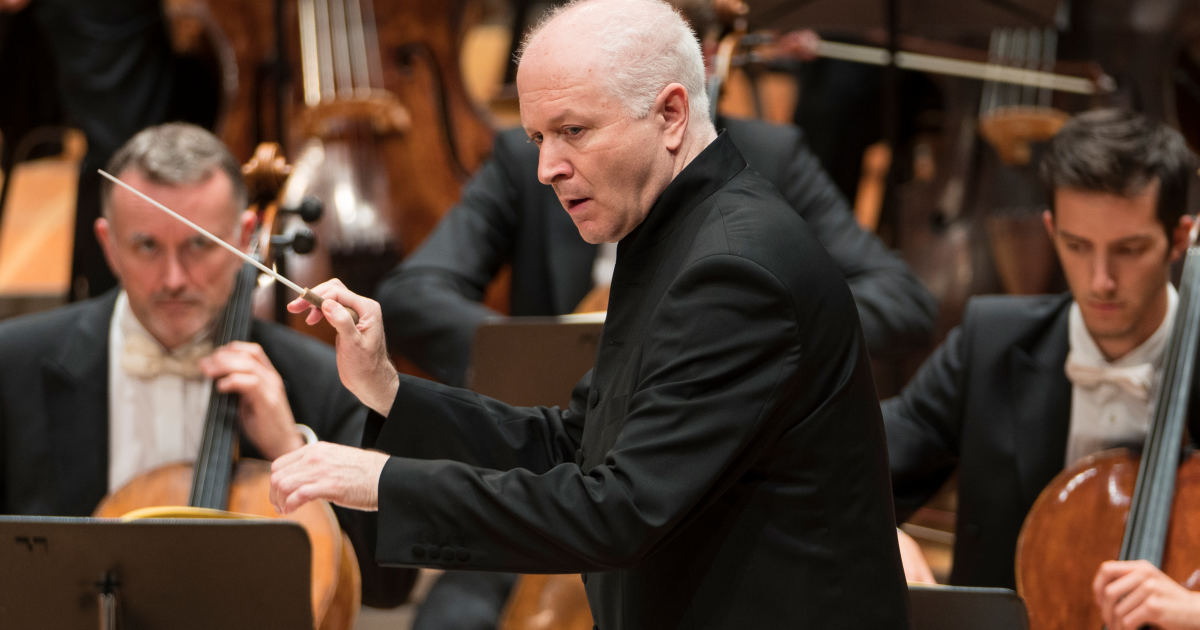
[750,121,937,355]
[365,255,817,573]
[375,133,526,386]
[882,318,971,522]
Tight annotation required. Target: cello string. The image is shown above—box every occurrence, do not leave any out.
[193,265,255,509]
[215,266,256,507]
[193,273,235,507]
[329,0,354,98]
[1039,29,1056,109]
[361,0,385,91]
[1022,28,1039,107]
[315,0,336,102]
[1123,256,1179,556]
[195,269,234,508]
[1004,30,1022,108]
[299,0,322,107]
[206,269,243,508]
[1121,246,1200,562]
[980,30,1000,115]
[346,0,371,97]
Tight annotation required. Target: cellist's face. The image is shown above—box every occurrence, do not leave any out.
[1043,182,1191,361]
[96,169,254,350]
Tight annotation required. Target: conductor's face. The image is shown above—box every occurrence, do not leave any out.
[96,169,253,350]
[517,38,677,244]
[1044,182,1191,360]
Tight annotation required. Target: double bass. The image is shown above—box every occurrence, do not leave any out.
[1016,244,1200,629]
[92,144,359,630]
[277,0,496,300]
[159,0,501,336]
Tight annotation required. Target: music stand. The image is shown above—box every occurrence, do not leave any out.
[908,584,1030,630]
[467,315,604,408]
[0,515,312,629]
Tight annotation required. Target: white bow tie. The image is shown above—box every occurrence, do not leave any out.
[1064,357,1154,402]
[120,333,213,380]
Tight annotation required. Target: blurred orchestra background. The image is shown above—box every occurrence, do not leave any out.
[1,0,1198,626]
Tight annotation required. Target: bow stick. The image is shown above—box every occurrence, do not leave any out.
[98,168,359,324]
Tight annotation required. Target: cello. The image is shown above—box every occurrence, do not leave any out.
[1016,243,1200,630]
[92,143,360,630]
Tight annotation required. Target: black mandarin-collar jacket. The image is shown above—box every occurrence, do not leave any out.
[367,134,910,629]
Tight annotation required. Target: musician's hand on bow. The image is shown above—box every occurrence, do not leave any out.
[897,527,936,584]
[270,442,388,514]
[776,29,820,62]
[1093,559,1200,630]
[200,340,304,460]
[286,278,399,416]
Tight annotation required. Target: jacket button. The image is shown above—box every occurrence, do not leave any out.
[412,546,425,559]
[457,549,470,562]
[430,547,441,559]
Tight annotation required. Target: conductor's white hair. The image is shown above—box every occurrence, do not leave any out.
[518,0,713,129]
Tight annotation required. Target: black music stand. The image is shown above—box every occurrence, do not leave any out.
[908,584,1030,630]
[0,516,312,630]
[467,315,604,408]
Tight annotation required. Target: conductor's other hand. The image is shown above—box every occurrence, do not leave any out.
[270,442,389,514]
[287,278,399,416]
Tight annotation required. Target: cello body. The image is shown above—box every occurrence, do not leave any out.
[1017,242,1200,629]
[1016,449,1200,630]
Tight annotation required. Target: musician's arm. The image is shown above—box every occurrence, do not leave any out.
[881,322,968,522]
[731,117,936,355]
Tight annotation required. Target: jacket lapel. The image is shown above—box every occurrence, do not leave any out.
[44,293,115,514]
[1009,302,1072,508]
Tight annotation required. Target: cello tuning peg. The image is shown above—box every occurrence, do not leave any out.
[270,228,317,255]
[282,195,324,223]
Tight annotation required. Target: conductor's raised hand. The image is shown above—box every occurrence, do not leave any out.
[270,442,389,514]
[287,278,399,416]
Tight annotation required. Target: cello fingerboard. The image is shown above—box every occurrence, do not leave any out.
[1120,246,1200,563]
[190,264,257,510]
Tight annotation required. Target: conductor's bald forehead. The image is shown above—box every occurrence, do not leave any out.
[521,5,598,63]
[520,0,674,63]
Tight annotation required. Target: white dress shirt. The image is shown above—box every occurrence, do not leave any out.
[591,241,618,289]
[1064,284,1177,467]
[107,292,213,492]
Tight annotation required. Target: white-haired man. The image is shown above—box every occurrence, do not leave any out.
[271,1,910,626]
